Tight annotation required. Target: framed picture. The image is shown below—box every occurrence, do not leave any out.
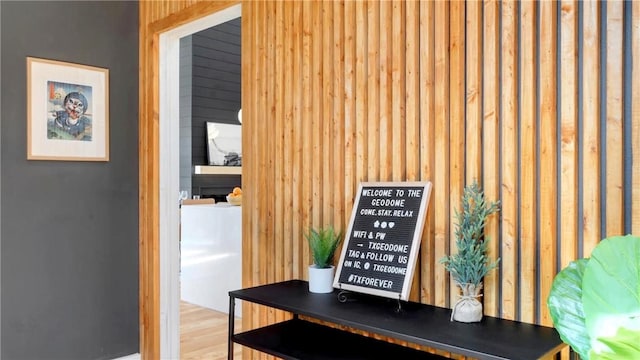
[206,122,242,166]
[27,57,109,161]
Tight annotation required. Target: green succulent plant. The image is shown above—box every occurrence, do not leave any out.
[305,226,343,269]
[440,181,501,287]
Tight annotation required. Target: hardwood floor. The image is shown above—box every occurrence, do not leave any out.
[180,301,243,360]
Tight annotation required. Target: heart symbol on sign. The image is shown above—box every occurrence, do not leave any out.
[389,222,395,228]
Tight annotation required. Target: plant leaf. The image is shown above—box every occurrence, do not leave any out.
[547,258,591,360]
[305,227,342,268]
[589,327,640,360]
[582,235,640,355]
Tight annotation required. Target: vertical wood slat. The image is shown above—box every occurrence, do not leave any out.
[406,0,420,183]
[379,1,394,181]
[379,1,392,182]
[633,0,640,235]
[558,2,578,352]
[605,0,625,237]
[482,0,501,318]
[282,0,294,283]
[355,1,368,186]
[392,1,406,182]
[322,0,335,230]
[419,0,436,305]
[560,0,579,270]
[448,0,465,308]
[557,11,578,353]
[466,1,482,184]
[539,0,558,327]
[392,0,408,320]
[242,5,259,354]
[139,2,160,356]
[343,0,356,231]
[519,0,538,325]
[433,0,450,309]
[333,1,346,233]
[272,0,285,325]
[249,1,262,290]
[301,0,312,276]
[265,0,277,327]
[272,0,283,284]
[256,0,270,336]
[367,1,381,184]
[308,1,324,233]
[138,3,637,360]
[582,0,601,258]
[242,3,258,349]
[500,0,518,321]
[312,0,323,231]
[405,0,422,300]
[291,0,303,282]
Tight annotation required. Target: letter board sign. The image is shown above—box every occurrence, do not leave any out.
[334,181,432,300]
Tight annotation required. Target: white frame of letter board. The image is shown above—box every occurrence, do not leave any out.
[333,181,432,301]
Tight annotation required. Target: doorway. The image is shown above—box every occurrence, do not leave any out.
[158,4,241,359]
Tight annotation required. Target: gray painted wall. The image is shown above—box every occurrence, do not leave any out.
[0,2,139,359]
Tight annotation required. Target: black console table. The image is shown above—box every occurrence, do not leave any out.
[228,280,566,360]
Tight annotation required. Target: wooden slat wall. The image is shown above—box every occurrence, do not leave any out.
[139,1,640,359]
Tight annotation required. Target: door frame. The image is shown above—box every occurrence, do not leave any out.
[139,2,241,358]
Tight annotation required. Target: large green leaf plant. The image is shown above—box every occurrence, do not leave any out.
[547,235,640,359]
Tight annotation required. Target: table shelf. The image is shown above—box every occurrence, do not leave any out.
[233,319,446,360]
[228,280,566,360]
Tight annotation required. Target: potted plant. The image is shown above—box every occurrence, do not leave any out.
[305,226,343,293]
[547,234,640,360]
[440,181,500,322]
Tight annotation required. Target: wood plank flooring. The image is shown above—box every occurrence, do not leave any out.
[181,301,243,359]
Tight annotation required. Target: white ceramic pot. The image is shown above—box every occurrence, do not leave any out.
[308,265,335,293]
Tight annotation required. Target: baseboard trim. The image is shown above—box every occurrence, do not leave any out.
[112,353,140,360]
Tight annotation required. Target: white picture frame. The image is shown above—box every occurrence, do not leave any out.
[27,57,109,161]
[206,122,242,166]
